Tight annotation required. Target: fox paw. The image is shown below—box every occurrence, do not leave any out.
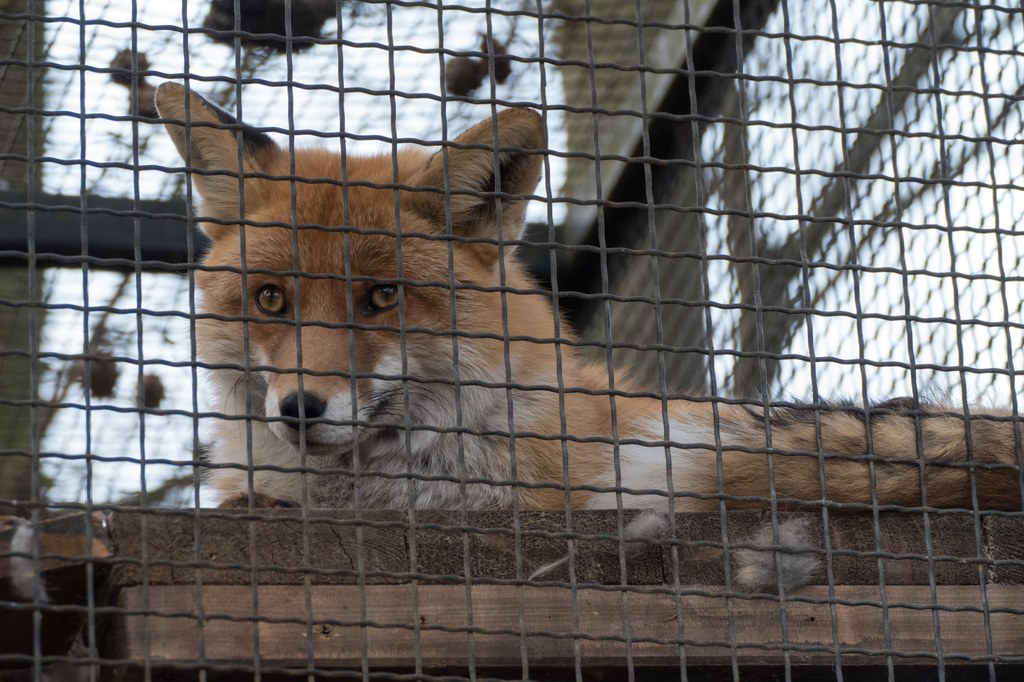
[217,492,299,509]
[734,517,821,592]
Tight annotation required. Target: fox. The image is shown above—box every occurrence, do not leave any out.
[155,83,1021,573]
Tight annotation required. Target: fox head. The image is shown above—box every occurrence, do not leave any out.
[155,83,552,461]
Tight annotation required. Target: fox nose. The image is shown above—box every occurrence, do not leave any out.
[279,392,327,428]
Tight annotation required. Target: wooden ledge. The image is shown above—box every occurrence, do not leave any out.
[105,509,1024,588]
[99,510,1024,676]
[110,584,1024,675]
[4,509,1023,677]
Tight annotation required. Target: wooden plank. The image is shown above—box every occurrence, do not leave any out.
[0,513,112,663]
[0,513,112,580]
[112,584,1024,671]
[106,509,997,589]
[986,516,1024,584]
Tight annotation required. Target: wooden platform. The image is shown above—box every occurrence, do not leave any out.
[2,509,1024,680]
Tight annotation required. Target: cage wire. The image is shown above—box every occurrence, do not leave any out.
[1,0,1023,680]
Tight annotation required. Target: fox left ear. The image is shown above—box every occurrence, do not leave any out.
[155,82,281,239]
[407,109,544,251]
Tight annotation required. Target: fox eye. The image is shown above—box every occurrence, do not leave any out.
[255,284,287,316]
[366,284,399,314]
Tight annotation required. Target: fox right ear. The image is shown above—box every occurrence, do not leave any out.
[155,83,279,237]
[406,108,544,260]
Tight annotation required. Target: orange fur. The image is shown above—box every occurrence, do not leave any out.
[156,83,1021,514]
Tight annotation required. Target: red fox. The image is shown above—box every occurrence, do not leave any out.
[155,83,1021,529]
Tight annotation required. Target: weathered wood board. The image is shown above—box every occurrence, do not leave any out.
[112,584,1024,671]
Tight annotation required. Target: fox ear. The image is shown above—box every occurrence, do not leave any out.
[407,109,544,254]
[155,82,280,238]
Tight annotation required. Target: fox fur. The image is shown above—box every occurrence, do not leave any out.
[155,83,1022,530]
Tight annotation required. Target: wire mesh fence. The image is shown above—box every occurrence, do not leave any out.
[1,0,1023,679]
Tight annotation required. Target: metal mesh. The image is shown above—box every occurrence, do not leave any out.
[1,0,1023,680]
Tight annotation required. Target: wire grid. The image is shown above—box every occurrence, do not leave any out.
[0,0,1023,680]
